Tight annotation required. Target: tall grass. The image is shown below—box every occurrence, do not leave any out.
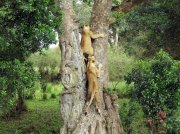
[34,82,63,100]
[108,46,136,82]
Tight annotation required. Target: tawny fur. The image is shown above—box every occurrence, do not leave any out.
[86,56,102,113]
[81,25,104,56]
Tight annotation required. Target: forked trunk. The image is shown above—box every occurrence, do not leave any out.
[57,0,124,133]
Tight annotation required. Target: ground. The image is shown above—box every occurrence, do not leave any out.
[0,99,63,134]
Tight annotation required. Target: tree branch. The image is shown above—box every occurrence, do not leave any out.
[111,0,150,12]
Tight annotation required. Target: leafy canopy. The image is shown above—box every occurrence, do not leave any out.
[0,0,62,115]
[0,0,62,61]
[125,50,180,117]
[0,60,38,114]
[112,0,180,59]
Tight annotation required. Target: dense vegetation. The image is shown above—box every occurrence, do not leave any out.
[0,98,63,134]
[112,0,180,59]
[125,50,180,133]
[0,0,179,133]
[109,0,180,133]
[0,0,62,117]
[28,47,61,83]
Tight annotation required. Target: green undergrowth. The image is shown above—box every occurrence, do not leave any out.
[118,99,149,133]
[34,82,63,100]
[107,81,133,94]
[0,99,63,134]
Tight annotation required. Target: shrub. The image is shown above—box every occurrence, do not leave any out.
[51,93,56,99]
[107,81,133,95]
[24,84,38,100]
[46,83,53,93]
[42,93,47,100]
[125,50,180,132]
[41,81,47,93]
[24,94,33,100]
[118,99,149,133]
[108,47,135,81]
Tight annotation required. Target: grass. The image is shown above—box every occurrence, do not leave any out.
[0,82,63,134]
[108,81,133,94]
[34,82,63,100]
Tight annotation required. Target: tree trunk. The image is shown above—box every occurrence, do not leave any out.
[58,0,124,134]
[57,0,86,133]
[16,89,27,115]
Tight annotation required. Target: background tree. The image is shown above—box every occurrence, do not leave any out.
[0,0,62,116]
[111,0,180,59]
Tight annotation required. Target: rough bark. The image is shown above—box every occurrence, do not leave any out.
[89,0,124,133]
[57,0,86,133]
[58,0,124,134]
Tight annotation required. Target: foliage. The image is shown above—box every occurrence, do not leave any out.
[0,0,62,116]
[24,90,34,100]
[0,0,62,61]
[118,99,149,134]
[113,0,123,5]
[51,93,56,99]
[27,47,61,82]
[166,109,180,133]
[74,0,93,6]
[74,0,92,26]
[33,82,63,100]
[112,0,180,59]
[125,50,180,118]
[108,47,135,81]
[107,81,133,95]
[0,59,38,115]
[0,99,63,133]
[42,93,48,100]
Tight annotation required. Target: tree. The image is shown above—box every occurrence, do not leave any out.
[0,0,61,61]
[0,0,62,116]
[56,0,146,133]
[125,50,180,133]
[0,60,37,118]
[112,0,180,59]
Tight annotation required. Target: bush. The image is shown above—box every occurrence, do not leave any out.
[28,48,61,82]
[166,110,180,133]
[107,81,133,95]
[24,94,33,100]
[42,93,47,100]
[46,83,53,93]
[41,82,47,93]
[118,99,149,133]
[24,83,39,100]
[125,50,180,132]
[108,47,135,81]
[51,93,56,99]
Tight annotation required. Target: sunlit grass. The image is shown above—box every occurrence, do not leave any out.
[108,81,133,94]
[0,99,63,134]
[34,82,63,100]
[0,83,63,134]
